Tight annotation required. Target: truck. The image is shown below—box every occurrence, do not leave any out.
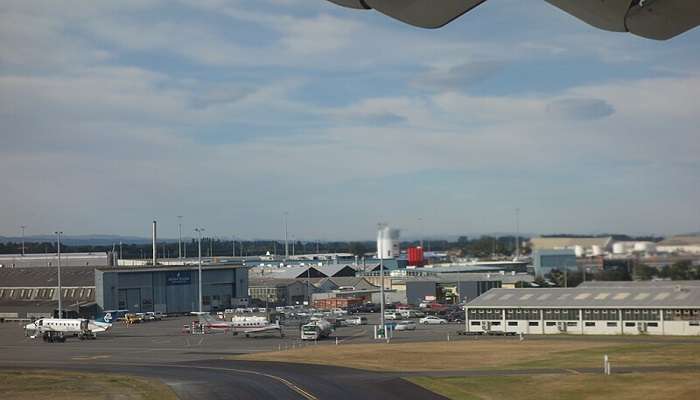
[301,319,332,340]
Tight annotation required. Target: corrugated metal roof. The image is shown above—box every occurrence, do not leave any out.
[0,267,95,287]
[578,280,700,289]
[657,235,700,246]
[466,287,700,308]
[529,237,612,249]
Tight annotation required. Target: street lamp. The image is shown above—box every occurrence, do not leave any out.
[20,226,26,256]
[378,223,385,331]
[55,231,63,319]
[178,216,183,260]
[194,228,205,313]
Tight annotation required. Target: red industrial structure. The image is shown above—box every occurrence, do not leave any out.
[407,246,424,266]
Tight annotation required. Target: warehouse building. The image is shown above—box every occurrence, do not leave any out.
[248,278,312,306]
[0,252,109,268]
[0,266,96,319]
[96,264,249,314]
[464,287,700,336]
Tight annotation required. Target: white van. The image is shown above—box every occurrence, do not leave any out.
[346,316,367,326]
[384,312,401,320]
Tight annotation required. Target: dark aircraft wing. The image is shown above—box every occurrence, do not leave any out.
[326,0,700,40]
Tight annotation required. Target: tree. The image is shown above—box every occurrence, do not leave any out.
[633,263,656,281]
[348,242,368,257]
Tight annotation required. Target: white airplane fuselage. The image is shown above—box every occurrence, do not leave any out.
[25,318,111,342]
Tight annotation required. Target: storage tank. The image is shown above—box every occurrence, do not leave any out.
[573,245,585,258]
[634,242,655,253]
[612,242,626,255]
[407,246,424,266]
[377,225,400,259]
[591,245,604,256]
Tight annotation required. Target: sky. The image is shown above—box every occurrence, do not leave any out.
[1,0,699,241]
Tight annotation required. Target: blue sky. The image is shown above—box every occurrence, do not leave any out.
[1,0,699,240]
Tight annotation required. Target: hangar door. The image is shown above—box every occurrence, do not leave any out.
[118,288,142,312]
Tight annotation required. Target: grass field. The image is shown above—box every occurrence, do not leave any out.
[0,370,178,400]
[235,339,700,372]
[409,373,700,400]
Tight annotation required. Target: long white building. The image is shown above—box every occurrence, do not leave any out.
[464,287,700,336]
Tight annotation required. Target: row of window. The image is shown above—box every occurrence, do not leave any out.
[0,288,92,299]
[469,308,699,321]
[471,320,664,328]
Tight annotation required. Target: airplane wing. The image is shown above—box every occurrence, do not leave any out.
[325,0,700,40]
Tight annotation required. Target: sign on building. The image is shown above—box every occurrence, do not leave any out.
[166,271,192,285]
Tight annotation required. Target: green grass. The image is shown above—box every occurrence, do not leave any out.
[0,370,178,400]
[409,373,700,400]
[506,342,700,370]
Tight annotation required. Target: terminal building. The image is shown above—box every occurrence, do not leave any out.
[464,286,700,336]
[96,264,249,314]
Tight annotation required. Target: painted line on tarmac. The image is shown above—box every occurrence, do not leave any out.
[1,360,319,400]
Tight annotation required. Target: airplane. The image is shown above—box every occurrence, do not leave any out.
[192,312,284,337]
[326,1,700,40]
[24,318,112,343]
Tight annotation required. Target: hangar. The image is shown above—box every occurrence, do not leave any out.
[465,287,700,336]
[96,264,249,314]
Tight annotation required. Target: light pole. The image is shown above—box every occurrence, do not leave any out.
[178,216,183,260]
[515,208,521,259]
[378,224,385,330]
[194,228,205,313]
[283,212,289,260]
[21,226,26,256]
[55,231,63,319]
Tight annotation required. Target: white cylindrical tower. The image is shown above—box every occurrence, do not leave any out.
[591,245,603,256]
[377,225,400,259]
[573,245,584,258]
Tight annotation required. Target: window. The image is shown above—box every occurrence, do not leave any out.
[625,322,635,327]
[528,321,539,327]
[471,321,480,326]
[546,321,556,327]
[508,321,518,326]
[491,321,501,326]
[566,322,577,327]
[690,321,699,326]
[607,322,617,327]
[585,322,595,327]
[648,322,658,327]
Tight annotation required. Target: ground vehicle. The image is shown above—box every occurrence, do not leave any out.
[399,309,425,318]
[384,312,401,320]
[395,320,416,331]
[330,308,347,316]
[419,316,447,325]
[301,319,332,340]
[345,316,367,326]
[125,313,142,324]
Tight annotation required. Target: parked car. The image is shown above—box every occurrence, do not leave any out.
[145,311,161,321]
[384,312,401,320]
[419,316,447,325]
[395,320,417,331]
[399,309,425,318]
[330,308,348,316]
